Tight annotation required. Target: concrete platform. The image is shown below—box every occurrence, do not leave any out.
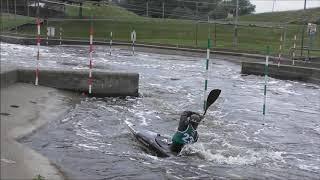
[1,83,77,180]
[241,61,320,84]
[271,58,320,69]
[1,66,139,97]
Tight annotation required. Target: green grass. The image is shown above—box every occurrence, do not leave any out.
[40,18,319,55]
[0,13,35,31]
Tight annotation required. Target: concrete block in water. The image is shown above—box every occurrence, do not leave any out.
[241,62,320,84]
[17,67,139,97]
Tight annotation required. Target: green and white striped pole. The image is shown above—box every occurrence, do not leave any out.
[203,17,211,111]
[263,46,270,121]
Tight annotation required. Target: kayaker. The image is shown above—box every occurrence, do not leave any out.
[170,111,203,153]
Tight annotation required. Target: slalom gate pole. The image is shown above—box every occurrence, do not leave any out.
[46,20,49,46]
[88,20,93,94]
[203,17,211,111]
[110,31,112,55]
[35,17,41,86]
[263,46,270,121]
[59,27,62,45]
[132,30,135,55]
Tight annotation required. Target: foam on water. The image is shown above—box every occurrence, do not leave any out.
[181,142,286,167]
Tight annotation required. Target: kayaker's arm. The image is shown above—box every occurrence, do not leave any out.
[177,111,191,131]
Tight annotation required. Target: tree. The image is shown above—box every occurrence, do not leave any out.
[230,0,255,15]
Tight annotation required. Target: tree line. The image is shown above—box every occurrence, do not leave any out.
[70,0,256,20]
[116,0,256,20]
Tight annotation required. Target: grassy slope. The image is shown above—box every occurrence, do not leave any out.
[5,3,320,55]
[60,4,320,55]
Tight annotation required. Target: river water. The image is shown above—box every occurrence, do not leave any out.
[1,43,320,179]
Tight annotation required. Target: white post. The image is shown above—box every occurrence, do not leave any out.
[35,17,40,86]
[292,35,297,65]
[35,0,40,86]
[146,1,148,17]
[278,35,282,67]
[162,2,164,19]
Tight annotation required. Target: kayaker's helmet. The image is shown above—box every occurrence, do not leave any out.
[190,114,201,123]
[190,114,201,129]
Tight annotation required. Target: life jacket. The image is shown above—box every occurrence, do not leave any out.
[172,124,198,145]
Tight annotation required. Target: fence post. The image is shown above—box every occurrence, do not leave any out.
[195,21,198,46]
[162,2,164,19]
[146,1,148,17]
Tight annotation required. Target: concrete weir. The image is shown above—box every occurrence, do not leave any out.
[1,66,139,97]
[241,61,320,84]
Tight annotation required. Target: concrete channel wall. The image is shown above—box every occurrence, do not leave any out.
[1,67,139,97]
[0,66,19,88]
[241,62,320,84]
[0,34,266,59]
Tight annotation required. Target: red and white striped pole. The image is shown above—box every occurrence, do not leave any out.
[35,17,41,86]
[46,20,49,46]
[88,25,93,94]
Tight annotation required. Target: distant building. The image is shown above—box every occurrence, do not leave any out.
[227,12,234,19]
[0,0,65,16]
